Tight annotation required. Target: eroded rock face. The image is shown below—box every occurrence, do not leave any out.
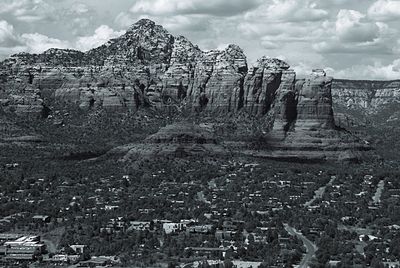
[264,70,369,162]
[332,79,400,114]
[0,19,371,161]
[296,69,335,129]
[0,19,331,120]
[190,45,247,113]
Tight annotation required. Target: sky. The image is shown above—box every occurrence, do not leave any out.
[1,0,400,80]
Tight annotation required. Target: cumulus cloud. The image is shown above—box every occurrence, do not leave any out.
[20,33,69,53]
[368,0,400,21]
[336,10,379,43]
[312,9,394,56]
[75,25,124,51]
[0,20,21,47]
[0,0,56,22]
[129,0,262,16]
[332,59,400,80]
[0,19,128,59]
[244,0,329,23]
[0,20,70,58]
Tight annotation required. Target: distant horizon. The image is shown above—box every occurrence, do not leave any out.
[1,0,400,80]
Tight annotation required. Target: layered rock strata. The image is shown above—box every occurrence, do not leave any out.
[0,19,372,161]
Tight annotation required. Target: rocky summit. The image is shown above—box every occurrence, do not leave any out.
[0,19,374,162]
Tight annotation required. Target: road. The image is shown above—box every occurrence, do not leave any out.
[284,224,317,268]
[372,180,385,204]
[304,177,335,207]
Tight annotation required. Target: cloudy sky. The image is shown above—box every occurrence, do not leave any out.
[1,0,400,80]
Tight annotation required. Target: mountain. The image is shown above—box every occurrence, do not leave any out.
[0,19,386,162]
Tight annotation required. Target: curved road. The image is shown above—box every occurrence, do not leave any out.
[284,224,317,268]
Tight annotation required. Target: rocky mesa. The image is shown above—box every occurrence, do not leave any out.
[0,19,373,162]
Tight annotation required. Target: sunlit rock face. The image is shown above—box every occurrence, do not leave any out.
[243,58,287,116]
[332,80,400,113]
[190,44,248,113]
[262,70,370,162]
[0,19,372,161]
[296,69,335,129]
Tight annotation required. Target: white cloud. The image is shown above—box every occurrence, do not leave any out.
[0,20,70,57]
[332,59,400,80]
[0,0,55,22]
[20,33,69,53]
[75,25,124,51]
[368,0,400,21]
[336,9,379,43]
[0,20,21,47]
[312,9,393,55]
[0,20,126,59]
[244,0,329,23]
[0,0,26,14]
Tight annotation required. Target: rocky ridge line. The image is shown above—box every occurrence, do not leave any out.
[0,19,371,161]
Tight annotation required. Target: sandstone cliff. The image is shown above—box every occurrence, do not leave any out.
[0,19,375,161]
[332,79,400,113]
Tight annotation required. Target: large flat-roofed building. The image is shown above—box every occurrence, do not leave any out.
[0,234,46,261]
[0,234,24,243]
[4,253,36,261]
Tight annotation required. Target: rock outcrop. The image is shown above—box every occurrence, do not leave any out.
[296,70,335,129]
[331,79,400,128]
[0,19,372,161]
[332,79,400,113]
[121,122,227,161]
[259,70,369,162]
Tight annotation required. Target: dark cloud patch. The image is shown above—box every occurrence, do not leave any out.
[129,0,263,17]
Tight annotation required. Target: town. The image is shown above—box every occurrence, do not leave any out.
[1,155,399,267]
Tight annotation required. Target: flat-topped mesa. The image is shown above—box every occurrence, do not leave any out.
[296,69,335,129]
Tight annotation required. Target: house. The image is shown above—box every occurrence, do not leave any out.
[32,215,51,223]
[4,253,36,261]
[128,221,151,231]
[185,247,230,258]
[104,205,119,211]
[3,235,46,254]
[70,245,87,255]
[187,225,214,234]
[0,233,24,243]
[163,223,185,234]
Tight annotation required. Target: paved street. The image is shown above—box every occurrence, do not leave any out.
[284,224,318,268]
